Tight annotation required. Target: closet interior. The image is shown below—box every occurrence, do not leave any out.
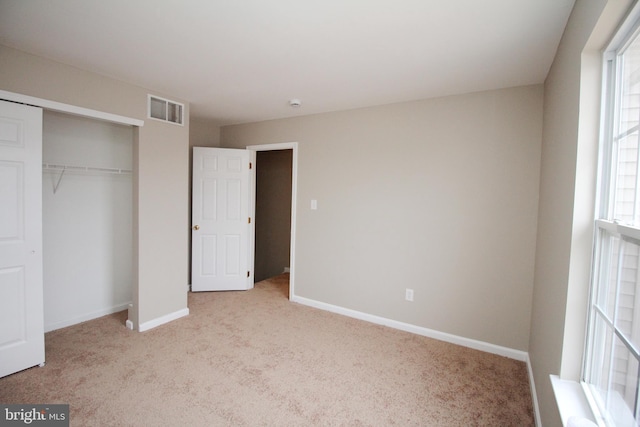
[42,111,133,332]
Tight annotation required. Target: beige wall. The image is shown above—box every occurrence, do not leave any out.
[190,117,221,148]
[528,1,630,425]
[222,85,543,351]
[0,45,190,329]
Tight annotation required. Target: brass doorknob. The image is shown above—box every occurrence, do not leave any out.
[193,225,200,230]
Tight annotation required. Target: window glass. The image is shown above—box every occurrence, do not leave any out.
[613,33,640,224]
[595,232,619,319]
[168,102,182,124]
[149,97,167,121]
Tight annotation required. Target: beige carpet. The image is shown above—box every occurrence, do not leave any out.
[0,274,533,426]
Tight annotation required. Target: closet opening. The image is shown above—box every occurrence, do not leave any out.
[42,110,133,332]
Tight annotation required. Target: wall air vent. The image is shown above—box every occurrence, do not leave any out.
[148,95,184,125]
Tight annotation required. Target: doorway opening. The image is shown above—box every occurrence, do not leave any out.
[248,143,298,299]
[254,149,292,283]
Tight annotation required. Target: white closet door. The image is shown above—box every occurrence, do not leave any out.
[0,100,44,377]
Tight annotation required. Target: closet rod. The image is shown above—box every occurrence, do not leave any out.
[42,163,132,174]
[42,163,132,194]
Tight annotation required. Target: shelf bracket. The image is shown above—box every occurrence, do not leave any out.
[53,168,65,194]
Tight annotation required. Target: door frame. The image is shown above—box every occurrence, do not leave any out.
[0,90,143,127]
[247,142,298,299]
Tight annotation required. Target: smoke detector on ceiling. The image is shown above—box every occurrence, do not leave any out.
[289,99,301,107]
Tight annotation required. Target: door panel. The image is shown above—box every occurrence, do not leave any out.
[0,268,26,344]
[0,100,44,378]
[0,161,23,239]
[192,147,252,291]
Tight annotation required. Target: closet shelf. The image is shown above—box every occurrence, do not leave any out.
[42,163,132,175]
[43,163,132,194]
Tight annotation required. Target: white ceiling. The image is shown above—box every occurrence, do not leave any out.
[0,0,575,126]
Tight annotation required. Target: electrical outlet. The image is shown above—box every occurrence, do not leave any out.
[405,288,414,302]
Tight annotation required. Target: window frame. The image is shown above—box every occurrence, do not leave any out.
[147,94,184,126]
[583,12,640,426]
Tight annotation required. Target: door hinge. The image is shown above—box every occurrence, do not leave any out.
[248,217,251,224]
[247,271,250,278]
[249,162,252,169]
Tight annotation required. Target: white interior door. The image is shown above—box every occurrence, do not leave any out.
[192,147,253,291]
[0,100,44,377]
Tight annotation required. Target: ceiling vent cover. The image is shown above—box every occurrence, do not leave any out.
[148,95,184,125]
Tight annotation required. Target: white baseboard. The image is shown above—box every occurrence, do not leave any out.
[44,302,132,332]
[527,354,542,427]
[138,308,189,332]
[291,295,528,361]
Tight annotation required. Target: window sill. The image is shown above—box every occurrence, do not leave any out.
[550,375,599,426]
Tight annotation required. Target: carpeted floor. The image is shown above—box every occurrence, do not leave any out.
[0,274,533,426]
